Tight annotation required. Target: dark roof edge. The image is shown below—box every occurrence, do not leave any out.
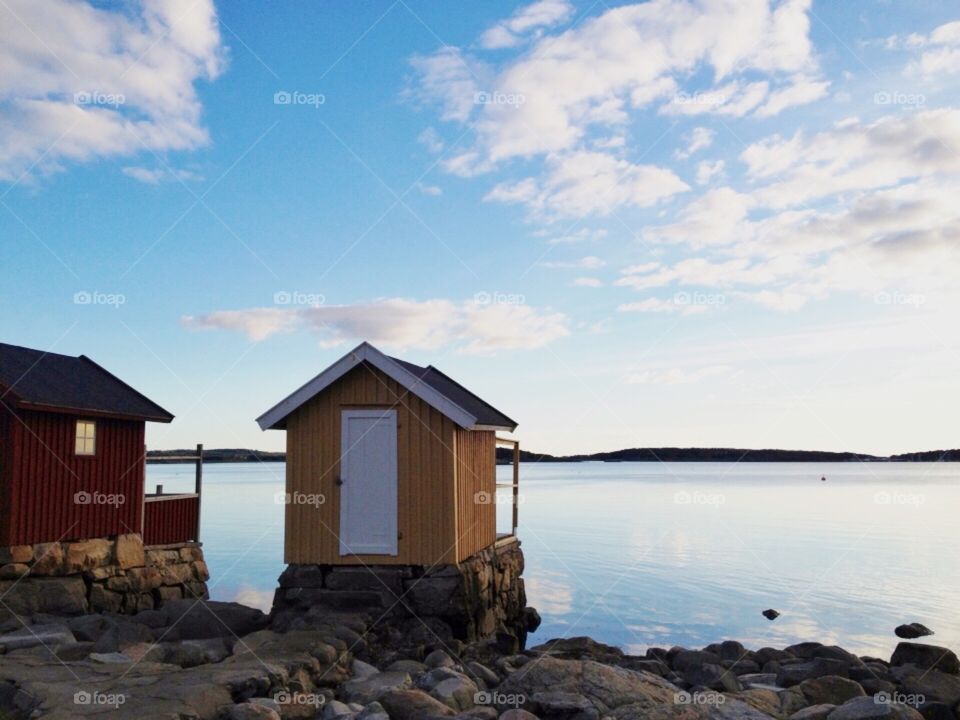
[78,355,175,423]
[424,365,518,432]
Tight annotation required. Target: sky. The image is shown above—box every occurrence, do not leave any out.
[2,0,960,456]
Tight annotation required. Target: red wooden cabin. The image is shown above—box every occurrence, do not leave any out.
[0,342,195,547]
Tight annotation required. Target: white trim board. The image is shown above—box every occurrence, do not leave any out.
[256,342,482,431]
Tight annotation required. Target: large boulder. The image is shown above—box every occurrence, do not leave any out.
[529,637,625,664]
[0,623,75,651]
[0,577,87,615]
[797,676,866,706]
[890,644,960,675]
[682,663,741,692]
[430,675,479,711]
[827,695,922,720]
[495,656,678,717]
[155,600,268,640]
[379,689,457,720]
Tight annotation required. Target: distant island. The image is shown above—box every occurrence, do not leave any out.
[146,446,960,463]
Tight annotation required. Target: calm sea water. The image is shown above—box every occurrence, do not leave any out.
[148,461,960,657]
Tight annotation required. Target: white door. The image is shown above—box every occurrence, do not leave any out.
[339,409,398,555]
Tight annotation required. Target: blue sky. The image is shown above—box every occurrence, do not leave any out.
[2,0,960,455]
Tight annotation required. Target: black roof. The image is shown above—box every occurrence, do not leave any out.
[0,342,173,422]
[390,357,517,431]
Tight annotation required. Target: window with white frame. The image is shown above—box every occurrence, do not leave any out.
[75,420,96,456]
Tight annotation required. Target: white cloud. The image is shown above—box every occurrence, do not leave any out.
[886,21,960,76]
[754,76,829,117]
[695,159,724,185]
[676,127,714,160]
[545,228,608,245]
[572,277,603,287]
[485,150,689,219]
[0,0,224,182]
[183,297,569,354]
[122,166,202,184]
[479,0,575,49]
[414,0,822,170]
[415,181,443,196]
[418,127,445,153]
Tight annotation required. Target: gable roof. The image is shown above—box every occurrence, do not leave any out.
[256,342,517,432]
[0,342,174,423]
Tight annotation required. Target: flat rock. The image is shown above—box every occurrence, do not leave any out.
[0,623,75,651]
[430,675,479,711]
[778,659,850,687]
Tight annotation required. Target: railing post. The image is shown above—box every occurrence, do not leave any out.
[195,443,203,542]
[512,441,520,536]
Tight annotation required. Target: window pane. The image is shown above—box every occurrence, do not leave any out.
[76,421,96,455]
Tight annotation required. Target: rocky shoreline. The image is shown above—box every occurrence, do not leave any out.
[1,600,958,720]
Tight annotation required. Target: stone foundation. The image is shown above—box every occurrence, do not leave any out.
[272,539,539,649]
[0,534,209,617]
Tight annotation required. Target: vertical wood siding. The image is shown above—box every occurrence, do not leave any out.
[0,406,12,544]
[285,362,458,566]
[4,410,145,545]
[453,428,496,562]
[143,496,199,545]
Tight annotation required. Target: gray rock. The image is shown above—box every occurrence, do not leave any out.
[222,703,282,720]
[467,661,499,687]
[530,691,598,720]
[827,695,922,720]
[358,700,390,720]
[91,620,153,653]
[778,658,851,687]
[65,614,116,642]
[740,673,779,689]
[683,663,741,692]
[892,668,960,706]
[324,700,356,719]
[159,599,269,640]
[790,704,837,720]
[797,676,866,705]
[890,643,960,675]
[353,659,381,680]
[390,659,428,674]
[895,625,934,640]
[88,651,132,663]
[343,671,413,704]
[380,689,457,720]
[763,609,782,620]
[787,643,826,660]
[814,646,865,667]
[0,623,75,651]
[418,667,468,691]
[426,649,457,669]
[499,711,540,720]
[430,676,480,711]
[458,707,498,720]
[673,649,722,672]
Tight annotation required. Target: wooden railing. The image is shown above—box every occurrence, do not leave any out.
[496,437,520,539]
[142,443,203,546]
